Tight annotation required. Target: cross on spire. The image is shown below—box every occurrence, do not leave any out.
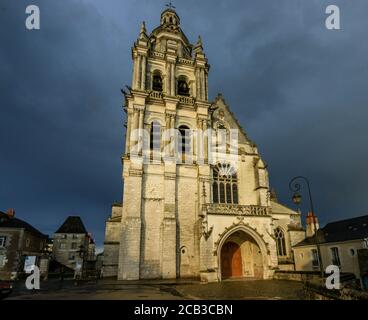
[165,1,176,10]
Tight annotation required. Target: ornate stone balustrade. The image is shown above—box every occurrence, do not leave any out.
[178,96,194,105]
[150,51,165,59]
[178,57,194,65]
[147,92,194,104]
[203,203,271,217]
[149,91,163,99]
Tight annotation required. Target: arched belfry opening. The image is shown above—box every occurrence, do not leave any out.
[152,71,163,92]
[177,76,190,96]
[220,230,264,280]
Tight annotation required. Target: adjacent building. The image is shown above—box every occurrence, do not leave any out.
[53,216,95,270]
[0,209,48,280]
[103,8,305,281]
[293,214,368,288]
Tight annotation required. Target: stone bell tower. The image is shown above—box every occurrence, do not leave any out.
[118,7,211,280]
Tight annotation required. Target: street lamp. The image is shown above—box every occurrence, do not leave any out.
[289,176,324,279]
[291,191,302,205]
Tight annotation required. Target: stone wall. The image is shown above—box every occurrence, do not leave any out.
[304,282,368,300]
[53,233,88,270]
[103,207,121,278]
[273,270,321,282]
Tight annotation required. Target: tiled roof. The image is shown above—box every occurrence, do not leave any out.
[294,214,368,247]
[0,216,47,239]
[55,216,87,234]
[322,215,368,242]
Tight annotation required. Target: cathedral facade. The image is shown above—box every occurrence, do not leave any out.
[103,8,305,281]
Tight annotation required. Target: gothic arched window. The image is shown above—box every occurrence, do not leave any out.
[212,163,238,204]
[152,71,163,92]
[275,228,287,256]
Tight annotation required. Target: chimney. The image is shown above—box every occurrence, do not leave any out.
[306,211,319,237]
[6,208,15,218]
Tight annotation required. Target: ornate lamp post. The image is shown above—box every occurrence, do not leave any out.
[289,176,324,279]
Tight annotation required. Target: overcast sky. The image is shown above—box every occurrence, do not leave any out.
[1,0,368,249]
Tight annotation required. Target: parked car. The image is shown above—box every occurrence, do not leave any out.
[0,281,13,299]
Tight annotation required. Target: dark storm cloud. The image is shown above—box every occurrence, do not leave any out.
[1,0,368,248]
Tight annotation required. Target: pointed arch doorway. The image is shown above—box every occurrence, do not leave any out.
[220,230,264,280]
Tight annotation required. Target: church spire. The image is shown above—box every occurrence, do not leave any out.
[194,35,204,54]
[139,21,148,40]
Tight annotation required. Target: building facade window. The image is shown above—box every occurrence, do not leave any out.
[0,236,6,248]
[71,242,77,250]
[215,123,228,153]
[330,247,341,266]
[68,253,75,261]
[274,228,287,256]
[363,239,368,249]
[349,248,356,257]
[311,249,319,267]
[178,125,191,160]
[59,243,66,249]
[150,121,161,152]
[212,163,238,204]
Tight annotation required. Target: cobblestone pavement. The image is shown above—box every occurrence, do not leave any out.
[174,280,306,300]
[5,279,306,300]
[6,282,184,300]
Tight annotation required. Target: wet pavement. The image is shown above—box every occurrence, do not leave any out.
[174,280,306,300]
[4,279,306,300]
